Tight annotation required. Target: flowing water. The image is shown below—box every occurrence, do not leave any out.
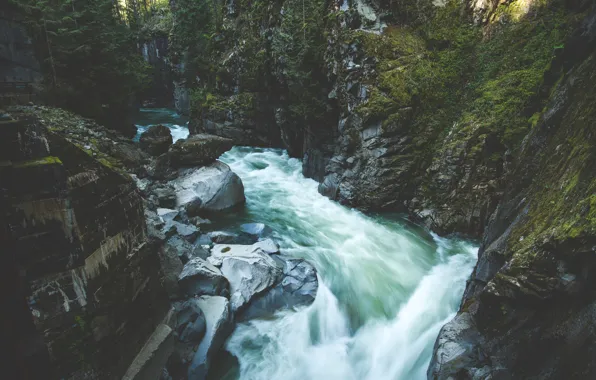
[133,108,189,142]
[217,147,478,380]
[134,111,478,380]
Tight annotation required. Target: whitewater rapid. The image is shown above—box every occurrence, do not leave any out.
[215,147,478,380]
[134,108,189,142]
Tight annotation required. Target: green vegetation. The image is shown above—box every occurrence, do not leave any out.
[12,0,152,125]
[14,156,62,167]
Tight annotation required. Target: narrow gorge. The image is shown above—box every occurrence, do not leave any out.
[2,0,595,379]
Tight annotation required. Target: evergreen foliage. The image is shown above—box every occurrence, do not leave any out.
[12,0,152,127]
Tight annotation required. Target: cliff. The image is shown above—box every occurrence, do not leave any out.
[175,0,587,237]
[168,0,596,377]
[429,7,596,378]
[1,110,170,379]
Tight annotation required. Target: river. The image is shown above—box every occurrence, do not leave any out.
[136,110,478,380]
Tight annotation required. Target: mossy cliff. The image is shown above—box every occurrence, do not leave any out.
[1,111,170,379]
[173,0,585,236]
[166,0,596,377]
[429,6,596,378]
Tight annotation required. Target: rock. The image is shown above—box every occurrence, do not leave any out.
[209,242,283,313]
[122,324,175,380]
[151,153,175,180]
[239,257,318,321]
[146,209,166,242]
[240,223,273,238]
[158,244,184,298]
[175,300,207,344]
[174,161,245,214]
[252,238,280,254]
[166,221,200,242]
[165,236,194,264]
[169,134,233,168]
[153,186,177,209]
[107,142,148,169]
[140,125,173,156]
[187,296,233,380]
[178,257,229,297]
[207,230,256,245]
[188,216,212,227]
[207,231,238,244]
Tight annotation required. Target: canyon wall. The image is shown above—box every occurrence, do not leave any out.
[1,113,170,379]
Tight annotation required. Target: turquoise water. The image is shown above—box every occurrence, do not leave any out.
[133,108,189,142]
[217,147,478,380]
[133,109,477,379]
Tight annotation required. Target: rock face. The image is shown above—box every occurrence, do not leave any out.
[209,242,284,313]
[429,8,596,379]
[140,125,173,156]
[168,134,233,168]
[173,160,246,214]
[1,115,170,379]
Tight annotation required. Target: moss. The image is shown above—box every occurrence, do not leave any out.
[14,156,62,168]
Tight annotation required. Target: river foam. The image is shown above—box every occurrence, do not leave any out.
[218,147,478,380]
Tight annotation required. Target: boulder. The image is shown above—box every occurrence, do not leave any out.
[107,142,148,169]
[139,125,173,156]
[178,257,229,297]
[153,186,177,209]
[187,296,233,380]
[165,236,194,264]
[174,161,245,214]
[240,223,273,238]
[168,221,200,242]
[239,258,318,321]
[209,242,283,313]
[175,299,207,344]
[207,231,257,245]
[169,134,233,168]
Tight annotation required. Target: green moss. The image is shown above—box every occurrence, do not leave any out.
[14,156,62,168]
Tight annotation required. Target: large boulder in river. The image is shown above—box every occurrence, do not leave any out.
[187,296,233,380]
[208,241,284,313]
[139,124,173,156]
[169,134,233,168]
[174,161,245,214]
[178,257,229,297]
[238,257,318,321]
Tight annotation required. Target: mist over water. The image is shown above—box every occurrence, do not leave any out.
[218,147,478,380]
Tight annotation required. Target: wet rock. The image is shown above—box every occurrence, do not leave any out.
[239,257,318,321]
[209,242,283,313]
[174,161,245,214]
[207,231,239,244]
[187,296,233,380]
[140,125,173,156]
[188,216,212,227]
[169,134,233,168]
[208,230,257,244]
[153,186,177,208]
[175,299,207,344]
[178,257,229,297]
[167,221,200,242]
[240,223,273,238]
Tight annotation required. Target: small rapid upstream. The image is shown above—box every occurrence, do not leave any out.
[217,148,478,380]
